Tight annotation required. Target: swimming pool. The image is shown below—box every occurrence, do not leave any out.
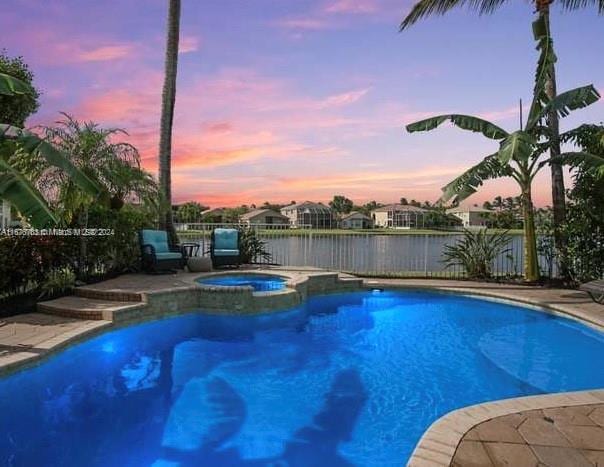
[1,290,603,466]
[198,273,287,291]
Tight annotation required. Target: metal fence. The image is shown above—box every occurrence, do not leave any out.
[176,223,555,279]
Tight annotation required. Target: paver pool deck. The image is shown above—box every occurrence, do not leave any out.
[1,271,603,466]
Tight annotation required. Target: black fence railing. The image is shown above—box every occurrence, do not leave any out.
[176,224,558,279]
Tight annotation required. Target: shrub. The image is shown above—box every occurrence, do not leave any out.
[39,267,76,299]
[442,229,512,279]
[238,227,272,264]
[0,235,71,297]
[83,204,154,278]
[0,204,155,302]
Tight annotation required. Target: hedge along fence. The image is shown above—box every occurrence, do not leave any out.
[0,204,154,305]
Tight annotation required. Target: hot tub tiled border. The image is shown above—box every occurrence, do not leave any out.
[407,390,604,467]
[0,271,362,377]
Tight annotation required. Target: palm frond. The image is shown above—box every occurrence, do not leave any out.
[541,151,604,176]
[558,0,604,14]
[440,153,513,204]
[406,114,508,140]
[400,0,508,30]
[0,124,102,197]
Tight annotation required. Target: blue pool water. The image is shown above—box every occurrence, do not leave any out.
[1,290,603,466]
[198,274,287,291]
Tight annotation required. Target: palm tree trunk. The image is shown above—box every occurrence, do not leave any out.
[539,2,567,276]
[522,185,540,282]
[158,0,180,246]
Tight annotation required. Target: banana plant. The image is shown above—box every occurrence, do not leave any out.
[406,84,603,281]
[0,73,101,227]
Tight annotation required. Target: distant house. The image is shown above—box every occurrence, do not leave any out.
[280,201,336,228]
[201,208,226,224]
[240,209,290,227]
[446,206,493,227]
[0,200,12,228]
[340,211,373,229]
[371,204,429,229]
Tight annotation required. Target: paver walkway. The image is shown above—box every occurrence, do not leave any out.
[0,313,110,375]
[452,404,604,467]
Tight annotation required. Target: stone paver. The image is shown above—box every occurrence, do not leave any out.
[451,441,493,467]
[0,313,110,376]
[449,404,604,467]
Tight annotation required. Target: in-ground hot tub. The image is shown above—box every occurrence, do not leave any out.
[197,273,288,292]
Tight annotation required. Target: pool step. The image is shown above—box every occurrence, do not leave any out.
[74,287,143,302]
[38,296,145,321]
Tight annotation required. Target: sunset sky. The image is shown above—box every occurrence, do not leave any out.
[3,0,603,207]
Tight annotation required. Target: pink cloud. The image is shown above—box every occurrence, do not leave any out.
[320,87,371,108]
[323,0,378,14]
[203,122,233,135]
[179,35,200,54]
[274,17,332,31]
[76,44,136,62]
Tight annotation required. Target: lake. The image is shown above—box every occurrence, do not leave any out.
[180,231,555,277]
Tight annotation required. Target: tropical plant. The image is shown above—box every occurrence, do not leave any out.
[400,0,604,271]
[38,114,158,221]
[176,201,208,223]
[0,51,40,126]
[442,229,512,279]
[238,227,272,264]
[406,82,603,281]
[559,124,604,283]
[0,73,100,227]
[329,195,354,214]
[158,0,181,246]
[38,267,76,299]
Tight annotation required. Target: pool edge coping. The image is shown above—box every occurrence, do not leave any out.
[406,389,604,467]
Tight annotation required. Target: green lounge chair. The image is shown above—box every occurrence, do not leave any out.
[139,229,186,273]
[211,228,240,268]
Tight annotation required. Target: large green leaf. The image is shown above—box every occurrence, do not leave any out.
[0,124,101,196]
[527,15,557,133]
[406,114,508,140]
[0,72,32,96]
[498,131,534,165]
[0,159,58,227]
[527,85,600,130]
[440,152,513,204]
[542,151,604,176]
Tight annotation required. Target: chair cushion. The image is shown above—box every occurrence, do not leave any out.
[213,249,240,257]
[155,252,183,261]
[213,228,239,250]
[141,229,170,254]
